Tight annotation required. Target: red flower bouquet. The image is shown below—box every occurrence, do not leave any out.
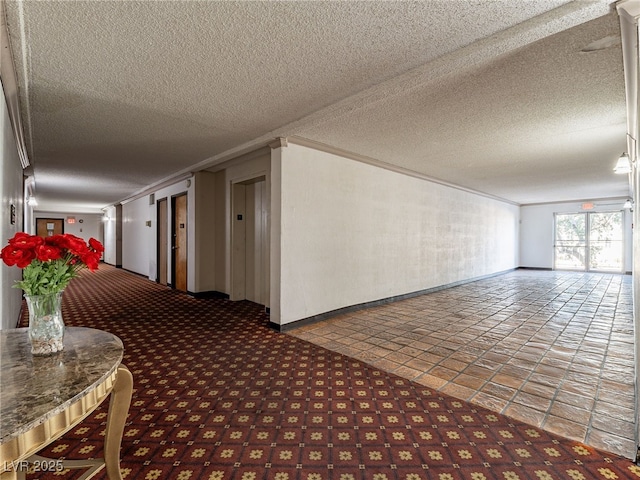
[0,232,104,295]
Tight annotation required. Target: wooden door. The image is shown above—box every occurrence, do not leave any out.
[36,218,63,237]
[157,198,168,285]
[172,194,188,292]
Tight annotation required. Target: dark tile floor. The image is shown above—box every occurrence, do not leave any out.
[289,270,637,459]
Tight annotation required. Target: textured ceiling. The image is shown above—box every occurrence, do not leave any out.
[2,0,629,212]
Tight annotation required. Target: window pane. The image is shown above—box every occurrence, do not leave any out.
[555,214,586,270]
[589,212,623,272]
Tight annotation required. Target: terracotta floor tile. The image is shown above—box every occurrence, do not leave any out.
[497,364,531,380]
[367,345,395,357]
[397,346,424,357]
[440,382,476,401]
[288,270,635,459]
[543,415,588,441]
[548,401,592,425]
[413,373,448,389]
[597,388,635,406]
[511,391,552,413]
[534,363,567,378]
[554,390,595,410]
[560,379,598,397]
[590,413,635,438]
[586,429,638,460]
[527,372,563,389]
[449,351,479,364]
[404,358,436,372]
[384,351,413,365]
[479,381,517,401]
[520,381,557,399]
[371,358,404,373]
[417,352,445,365]
[392,365,424,381]
[593,401,635,423]
[460,365,494,381]
[440,358,469,372]
[471,391,510,412]
[470,357,502,372]
[503,403,546,428]
[482,352,511,363]
[429,365,459,381]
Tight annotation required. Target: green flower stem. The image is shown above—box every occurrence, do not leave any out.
[16,254,86,296]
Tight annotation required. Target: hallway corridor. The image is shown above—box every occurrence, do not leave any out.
[289,270,636,459]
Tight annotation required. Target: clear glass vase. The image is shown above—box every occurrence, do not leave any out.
[25,291,65,355]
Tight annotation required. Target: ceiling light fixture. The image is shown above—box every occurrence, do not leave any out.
[614,153,632,174]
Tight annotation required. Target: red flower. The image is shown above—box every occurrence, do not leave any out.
[9,232,43,250]
[2,232,102,294]
[44,234,68,249]
[89,237,104,253]
[82,251,101,271]
[65,234,89,256]
[36,244,63,262]
[1,244,36,268]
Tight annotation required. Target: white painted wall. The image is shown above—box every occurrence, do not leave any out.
[122,178,193,284]
[272,143,520,325]
[0,89,24,330]
[122,195,154,276]
[194,171,217,292]
[102,205,118,266]
[520,200,632,271]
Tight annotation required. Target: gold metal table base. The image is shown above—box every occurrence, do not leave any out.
[1,365,133,480]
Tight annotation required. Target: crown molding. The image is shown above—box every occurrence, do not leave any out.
[286,136,520,207]
[268,137,288,149]
[0,0,30,169]
[617,0,640,22]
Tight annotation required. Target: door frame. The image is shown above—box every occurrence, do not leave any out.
[156,197,168,285]
[35,218,64,237]
[230,174,267,303]
[553,210,625,273]
[171,193,188,291]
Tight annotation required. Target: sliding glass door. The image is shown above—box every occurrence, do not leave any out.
[554,211,623,272]
[588,212,624,271]
[554,213,586,270]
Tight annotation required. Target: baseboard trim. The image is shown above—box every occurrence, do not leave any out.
[121,267,149,279]
[189,290,230,300]
[273,268,517,332]
[518,266,631,275]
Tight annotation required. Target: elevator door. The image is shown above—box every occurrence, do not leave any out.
[231,178,267,304]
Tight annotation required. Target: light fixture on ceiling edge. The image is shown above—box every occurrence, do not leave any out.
[614,152,632,174]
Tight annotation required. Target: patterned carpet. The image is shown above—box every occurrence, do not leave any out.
[21,265,640,480]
